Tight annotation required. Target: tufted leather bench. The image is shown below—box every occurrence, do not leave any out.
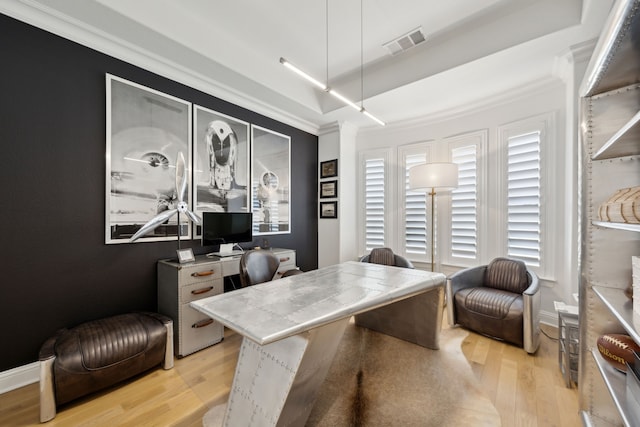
[38,312,174,422]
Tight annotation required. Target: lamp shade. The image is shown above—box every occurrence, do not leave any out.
[409,162,458,192]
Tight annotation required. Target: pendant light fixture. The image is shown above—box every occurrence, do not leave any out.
[280,0,385,126]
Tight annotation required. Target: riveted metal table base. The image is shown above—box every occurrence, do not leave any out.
[205,318,349,427]
[193,262,447,427]
[354,286,444,350]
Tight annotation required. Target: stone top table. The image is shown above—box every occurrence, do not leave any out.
[191,261,446,427]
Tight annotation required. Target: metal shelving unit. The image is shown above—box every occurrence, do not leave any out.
[579,1,640,425]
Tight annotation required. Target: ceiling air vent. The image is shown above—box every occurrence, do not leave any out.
[383,27,426,55]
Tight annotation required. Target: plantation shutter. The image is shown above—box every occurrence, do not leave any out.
[365,158,385,250]
[405,154,427,255]
[451,145,477,259]
[507,131,541,266]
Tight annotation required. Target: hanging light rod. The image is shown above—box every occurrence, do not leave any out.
[279,57,386,126]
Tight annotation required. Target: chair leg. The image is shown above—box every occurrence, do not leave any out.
[163,320,174,369]
[39,356,56,422]
[445,278,456,327]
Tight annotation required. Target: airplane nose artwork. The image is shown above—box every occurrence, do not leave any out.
[206,120,237,191]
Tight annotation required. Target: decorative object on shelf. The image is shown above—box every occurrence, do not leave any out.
[320,201,338,218]
[320,159,338,179]
[408,162,459,272]
[598,186,640,223]
[129,152,201,248]
[193,105,250,237]
[251,125,291,235]
[106,74,192,244]
[596,333,640,372]
[320,180,338,198]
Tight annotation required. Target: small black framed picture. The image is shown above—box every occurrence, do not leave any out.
[320,201,338,218]
[176,248,195,264]
[320,180,338,198]
[320,159,338,178]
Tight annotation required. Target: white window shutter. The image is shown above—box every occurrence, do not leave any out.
[451,145,477,259]
[365,158,385,250]
[405,154,428,255]
[507,131,541,266]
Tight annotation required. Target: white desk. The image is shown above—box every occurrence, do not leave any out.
[191,261,445,426]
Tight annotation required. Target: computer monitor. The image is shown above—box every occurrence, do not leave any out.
[202,212,253,255]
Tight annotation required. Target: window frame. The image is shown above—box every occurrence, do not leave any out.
[397,142,433,263]
[497,113,555,278]
[442,130,488,268]
[358,148,392,255]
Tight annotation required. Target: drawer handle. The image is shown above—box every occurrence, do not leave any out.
[191,286,214,295]
[279,257,290,262]
[192,319,214,328]
[192,270,215,277]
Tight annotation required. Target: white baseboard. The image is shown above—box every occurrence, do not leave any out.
[0,362,39,395]
[540,309,558,328]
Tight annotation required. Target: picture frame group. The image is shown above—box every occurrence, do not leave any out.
[105,74,292,244]
[319,158,338,219]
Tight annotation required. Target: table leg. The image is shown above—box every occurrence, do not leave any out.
[354,286,444,350]
[204,318,349,427]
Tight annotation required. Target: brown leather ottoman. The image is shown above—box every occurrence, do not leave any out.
[39,312,174,422]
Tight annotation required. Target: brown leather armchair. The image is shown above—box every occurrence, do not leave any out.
[446,257,540,353]
[359,247,414,268]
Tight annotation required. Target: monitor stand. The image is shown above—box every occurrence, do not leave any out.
[207,250,244,258]
[206,244,244,258]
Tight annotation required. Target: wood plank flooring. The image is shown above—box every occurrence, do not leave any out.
[0,322,578,426]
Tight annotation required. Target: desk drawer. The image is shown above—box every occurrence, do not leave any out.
[178,263,222,286]
[180,278,223,303]
[178,304,223,357]
[275,250,297,278]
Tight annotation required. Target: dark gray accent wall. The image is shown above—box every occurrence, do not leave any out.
[0,14,318,372]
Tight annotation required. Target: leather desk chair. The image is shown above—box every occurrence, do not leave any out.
[239,250,281,287]
[359,247,414,268]
[447,257,541,353]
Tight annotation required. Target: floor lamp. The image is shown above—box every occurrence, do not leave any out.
[409,162,459,272]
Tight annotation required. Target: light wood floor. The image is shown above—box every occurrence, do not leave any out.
[0,322,578,426]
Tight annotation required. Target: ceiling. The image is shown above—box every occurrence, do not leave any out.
[1,0,614,133]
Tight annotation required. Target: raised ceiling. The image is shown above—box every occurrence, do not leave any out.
[1,0,614,133]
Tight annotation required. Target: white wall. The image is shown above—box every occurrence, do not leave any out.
[318,122,359,267]
[352,47,590,324]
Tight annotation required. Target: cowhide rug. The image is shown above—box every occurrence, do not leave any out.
[306,322,500,426]
[203,322,500,426]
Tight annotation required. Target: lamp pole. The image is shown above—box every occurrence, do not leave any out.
[430,189,435,272]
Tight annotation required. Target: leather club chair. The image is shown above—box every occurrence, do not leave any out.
[359,247,414,268]
[446,257,541,353]
[39,312,174,422]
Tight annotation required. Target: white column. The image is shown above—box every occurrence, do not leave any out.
[318,122,358,268]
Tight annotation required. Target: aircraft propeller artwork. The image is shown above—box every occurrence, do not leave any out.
[129,152,201,244]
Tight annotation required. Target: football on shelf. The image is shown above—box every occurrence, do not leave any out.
[596,334,640,372]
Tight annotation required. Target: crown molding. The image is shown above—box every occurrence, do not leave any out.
[359,75,564,136]
[1,0,321,135]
